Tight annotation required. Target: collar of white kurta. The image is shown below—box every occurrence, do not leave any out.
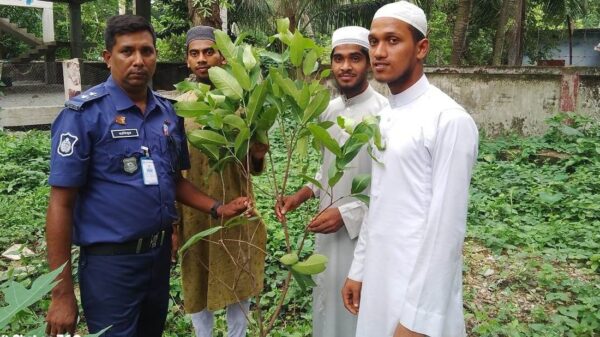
[387,75,429,108]
[342,85,376,107]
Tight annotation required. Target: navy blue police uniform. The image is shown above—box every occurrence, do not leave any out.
[49,75,190,337]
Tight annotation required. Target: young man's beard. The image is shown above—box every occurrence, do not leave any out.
[336,74,368,97]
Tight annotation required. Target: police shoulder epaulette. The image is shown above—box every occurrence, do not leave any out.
[64,85,108,111]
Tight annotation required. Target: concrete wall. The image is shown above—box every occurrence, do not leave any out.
[2,63,599,135]
[367,66,600,136]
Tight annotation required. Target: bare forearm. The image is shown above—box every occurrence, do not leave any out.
[46,188,77,296]
[175,177,214,214]
[295,186,315,204]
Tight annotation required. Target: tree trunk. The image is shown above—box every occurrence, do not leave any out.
[450,0,473,65]
[506,0,525,65]
[491,0,513,65]
[187,0,222,28]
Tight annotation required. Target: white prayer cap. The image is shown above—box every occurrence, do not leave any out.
[331,26,370,50]
[373,1,427,37]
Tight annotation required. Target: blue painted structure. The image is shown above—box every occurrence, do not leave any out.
[525,28,600,66]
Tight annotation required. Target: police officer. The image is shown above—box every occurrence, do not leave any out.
[44,15,250,337]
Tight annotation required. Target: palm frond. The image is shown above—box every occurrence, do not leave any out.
[307,0,393,34]
[228,0,275,32]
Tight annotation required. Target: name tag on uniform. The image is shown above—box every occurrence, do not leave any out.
[111,129,139,138]
[141,158,159,185]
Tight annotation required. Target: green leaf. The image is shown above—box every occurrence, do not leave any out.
[343,133,370,156]
[179,226,223,255]
[174,101,212,118]
[328,163,344,187]
[302,90,331,124]
[289,31,306,67]
[302,49,319,76]
[249,66,261,89]
[300,174,323,191]
[255,130,268,144]
[0,263,65,329]
[188,129,228,146]
[351,193,370,206]
[291,254,328,275]
[290,269,316,292]
[256,106,278,131]
[297,84,310,110]
[351,174,371,194]
[214,29,235,60]
[231,61,251,91]
[207,93,226,105]
[260,50,285,64]
[246,81,268,125]
[223,215,257,229]
[337,115,357,133]
[279,253,299,266]
[539,191,563,204]
[223,114,248,131]
[338,133,369,169]
[296,136,309,159]
[208,67,243,101]
[319,69,331,79]
[174,80,198,93]
[206,113,224,129]
[242,45,257,71]
[271,70,300,105]
[318,121,335,129]
[276,18,290,35]
[234,128,250,160]
[559,125,584,137]
[197,143,221,161]
[546,292,571,302]
[307,123,342,157]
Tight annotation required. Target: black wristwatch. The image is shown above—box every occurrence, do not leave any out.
[210,200,223,219]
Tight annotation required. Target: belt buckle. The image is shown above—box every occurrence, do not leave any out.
[150,233,159,248]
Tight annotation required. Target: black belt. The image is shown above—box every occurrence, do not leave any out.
[83,229,170,255]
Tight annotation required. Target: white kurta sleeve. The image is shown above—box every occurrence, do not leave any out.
[306,163,323,198]
[347,214,369,281]
[399,110,478,336]
[338,200,367,240]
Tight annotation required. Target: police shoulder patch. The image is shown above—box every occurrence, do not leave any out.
[65,84,108,111]
[58,133,78,157]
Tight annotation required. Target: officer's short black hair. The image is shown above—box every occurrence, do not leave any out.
[104,15,157,51]
[330,46,370,64]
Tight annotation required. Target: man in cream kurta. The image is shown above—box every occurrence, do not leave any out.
[275,27,388,337]
[342,2,478,337]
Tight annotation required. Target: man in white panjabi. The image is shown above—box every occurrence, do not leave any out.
[275,27,388,337]
[341,2,479,337]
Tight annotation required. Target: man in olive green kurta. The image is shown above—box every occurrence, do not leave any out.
[177,26,267,337]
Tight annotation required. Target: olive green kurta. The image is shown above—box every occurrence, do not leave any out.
[178,91,266,313]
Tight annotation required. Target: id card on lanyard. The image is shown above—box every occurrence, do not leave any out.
[140,146,159,185]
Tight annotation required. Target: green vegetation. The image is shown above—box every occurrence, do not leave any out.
[0,113,598,336]
[2,0,600,63]
[465,114,600,336]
